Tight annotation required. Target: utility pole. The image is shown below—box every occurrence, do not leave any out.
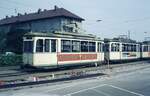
[144,32,147,41]
[128,30,130,39]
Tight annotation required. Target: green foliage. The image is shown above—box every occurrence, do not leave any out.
[0,31,7,53]
[6,30,27,54]
[0,54,22,66]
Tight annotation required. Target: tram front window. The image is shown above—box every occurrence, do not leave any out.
[23,41,33,53]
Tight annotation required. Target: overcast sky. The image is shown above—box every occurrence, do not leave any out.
[0,0,150,41]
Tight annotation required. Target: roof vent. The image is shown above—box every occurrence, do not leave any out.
[38,8,42,13]
[54,5,59,10]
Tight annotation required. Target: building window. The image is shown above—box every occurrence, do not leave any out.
[23,41,33,53]
[61,40,71,52]
[72,40,80,52]
[63,26,73,32]
[36,39,43,52]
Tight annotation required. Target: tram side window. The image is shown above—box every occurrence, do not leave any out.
[89,42,96,52]
[122,44,125,52]
[131,45,133,52]
[127,44,131,51]
[143,46,148,52]
[111,43,119,52]
[51,40,56,52]
[23,41,33,53]
[45,39,50,52]
[72,40,80,52]
[61,40,71,52]
[36,39,43,52]
[81,41,88,52]
[133,45,137,52]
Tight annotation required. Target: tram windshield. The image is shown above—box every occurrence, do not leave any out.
[35,39,56,53]
[23,41,33,53]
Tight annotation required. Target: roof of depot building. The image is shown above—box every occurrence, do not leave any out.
[0,6,84,26]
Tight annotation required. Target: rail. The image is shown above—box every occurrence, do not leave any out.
[0,60,150,90]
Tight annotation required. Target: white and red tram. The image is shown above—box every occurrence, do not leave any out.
[104,38,141,62]
[141,41,150,59]
[22,32,104,68]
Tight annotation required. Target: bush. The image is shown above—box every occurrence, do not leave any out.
[0,54,22,66]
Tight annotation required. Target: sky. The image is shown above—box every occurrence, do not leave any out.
[0,0,150,41]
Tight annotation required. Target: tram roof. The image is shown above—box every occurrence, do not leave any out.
[104,38,138,44]
[24,32,102,41]
[142,41,150,45]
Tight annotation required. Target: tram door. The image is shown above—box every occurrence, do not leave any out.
[97,42,104,63]
[23,40,34,65]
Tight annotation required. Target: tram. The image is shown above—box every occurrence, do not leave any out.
[141,41,150,59]
[22,32,104,68]
[104,38,141,63]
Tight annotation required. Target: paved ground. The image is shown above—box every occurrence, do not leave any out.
[1,63,150,96]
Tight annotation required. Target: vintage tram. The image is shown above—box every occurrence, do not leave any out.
[104,38,141,63]
[22,32,104,68]
[141,41,150,59]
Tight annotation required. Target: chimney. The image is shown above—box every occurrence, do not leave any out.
[44,9,47,11]
[38,8,42,13]
[11,15,14,18]
[54,5,59,10]
[24,12,27,15]
[18,13,22,16]
[6,15,9,19]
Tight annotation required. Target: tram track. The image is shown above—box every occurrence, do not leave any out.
[0,60,150,90]
[0,60,149,79]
